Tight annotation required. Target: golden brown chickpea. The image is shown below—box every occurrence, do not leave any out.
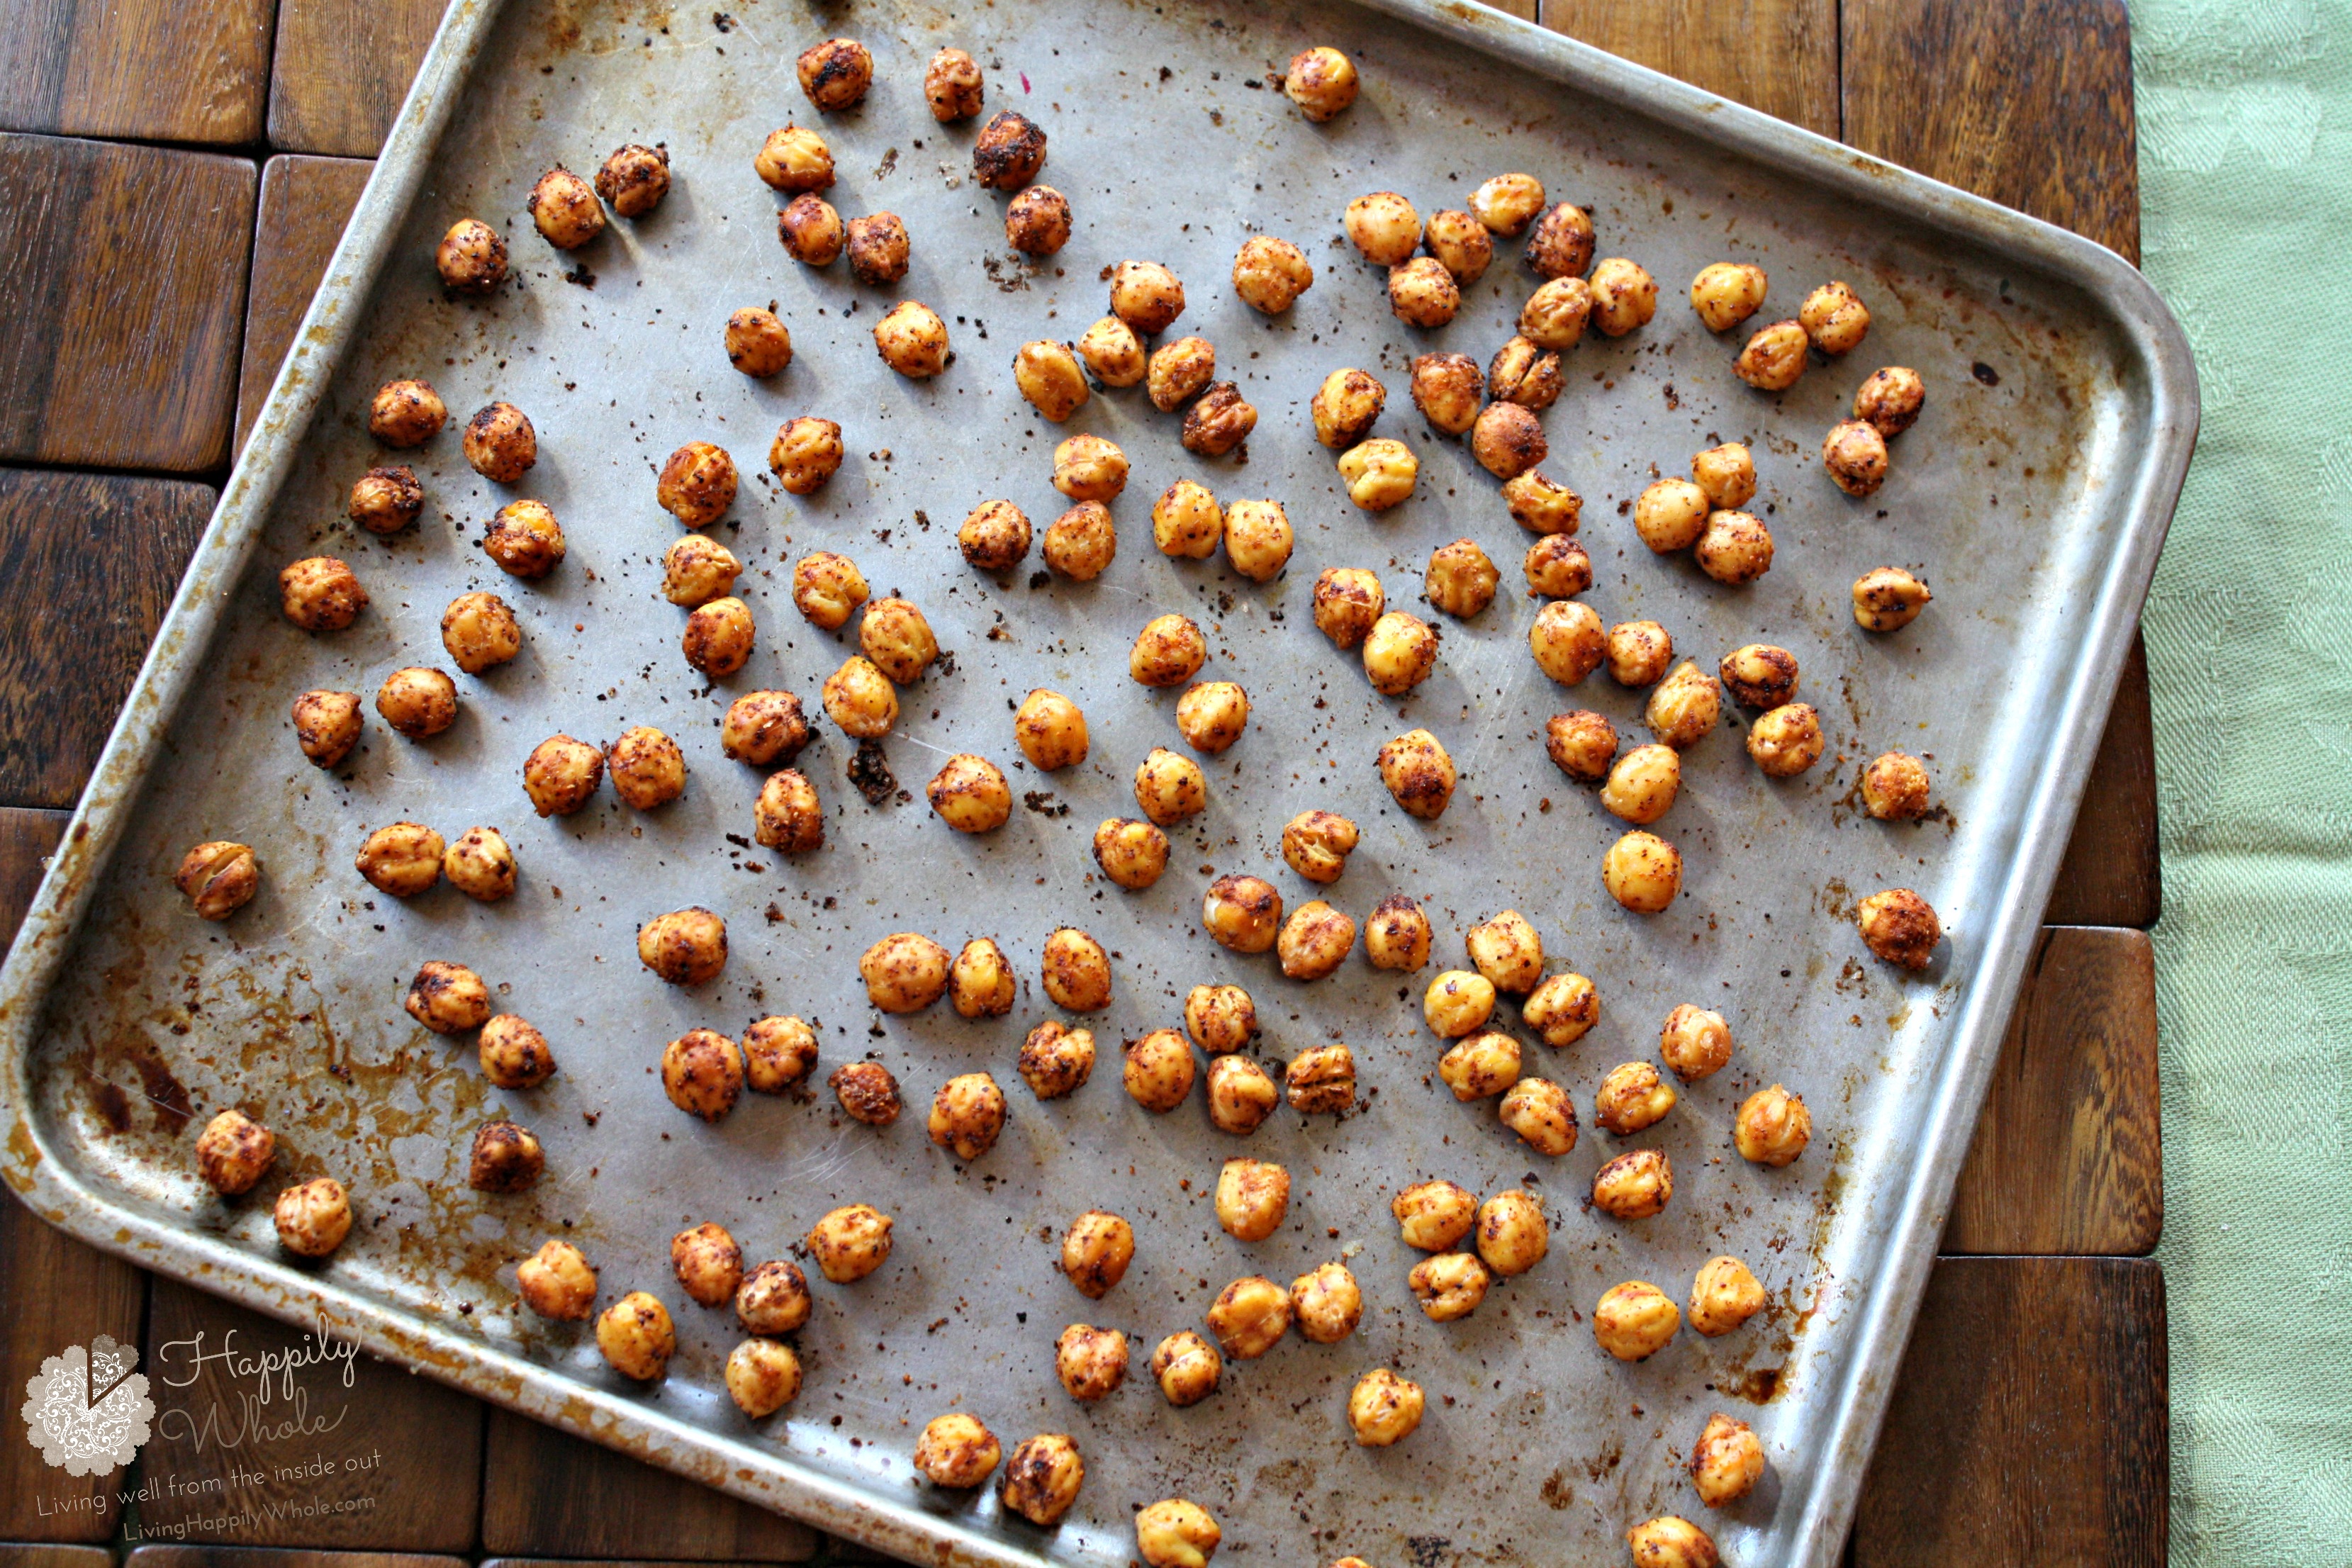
[196,1108,275,1196]
[1439,1029,1521,1101]
[1279,810,1358,885]
[683,595,756,679]
[785,551,866,631]
[1499,1075,1579,1155]
[176,840,259,919]
[1657,1004,1732,1084]
[1163,683,1245,758]
[1530,599,1606,685]
[1594,1280,1681,1362]
[806,1203,894,1283]
[1689,261,1769,332]
[481,498,564,578]
[594,142,669,218]
[368,377,446,447]
[1689,1413,1767,1506]
[656,440,738,527]
[1112,259,1186,336]
[1801,279,1870,354]
[1426,537,1500,618]
[1378,729,1457,819]
[1202,873,1282,953]
[348,464,422,534]
[973,108,1047,188]
[357,822,444,898]
[1718,644,1798,711]
[1646,662,1722,749]
[462,401,536,483]
[1138,487,1216,569]
[1131,613,1208,687]
[1855,364,1926,437]
[274,1177,353,1258]
[1075,314,1145,386]
[608,725,685,810]
[527,167,605,250]
[1004,184,1073,256]
[1423,968,1496,1038]
[1523,971,1599,1046]
[1392,1180,1477,1251]
[1145,337,1215,415]
[1133,747,1207,827]
[1038,926,1111,1013]
[1136,1499,1221,1568]
[1862,751,1932,821]
[517,1238,595,1320]
[1307,569,1382,654]
[595,1292,675,1380]
[1604,829,1682,914]
[1488,337,1562,410]
[1042,439,1124,508]
[928,1072,1008,1160]
[1689,1255,1768,1337]
[1014,340,1089,422]
[1525,201,1596,279]
[1289,1262,1362,1343]
[770,415,845,493]
[663,535,743,608]
[1523,533,1593,598]
[671,1221,744,1306]
[1605,622,1674,688]
[1362,610,1439,696]
[1284,45,1359,121]
[793,35,872,110]
[662,1029,745,1121]
[859,932,951,1012]
[1055,1323,1126,1399]
[1628,1518,1720,1568]
[1149,1330,1222,1408]
[1185,383,1260,458]
[1335,437,1418,513]
[1734,318,1809,391]
[1348,1367,1424,1445]
[1340,191,1419,268]
[1232,234,1315,314]
[1182,983,1258,1055]
[1472,400,1547,479]
[924,46,985,120]
[1590,257,1657,335]
[1019,1021,1097,1099]
[1310,371,1384,452]
[726,1339,802,1418]
[1407,352,1483,435]
[1468,172,1545,235]
[1388,257,1461,328]
[435,218,507,294]
[1635,478,1710,554]
[1284,1039,1356,1107]
[1423,208,1494,286]
[927,754,1012,834]
[1596,1060,1678,1134]
[1122,1029,1194,1112]
[1204,1053,1277,1136]
[945,939,1017,1021]
[1003,690,1087,773]
[1853,565,1932,632]
[1519,275,1593,350]
[1475,1189,1548,1276]
[1822,418,1890,496]
[1204,1275,1292,1360]
[872,301,948,377]
[523,733,603,815]
[1733,1083,1815,1167]
[439,824,515,902]
[777,193,846,264]
[478,1012,554,1087]
[1544,709,1618,783]
[1747,702,1825,777]
[845,211,911,286]
[723,691,812,766]
[1691,442,1757,510]
[851,598,934,685]
[1041,501,1116,580]
[1215,1156,1289,1241]
[999,1434,1084,1525]
[1221,498,1291,581]
[374,666,456,739]
[1591,1148,1672,1221]
[639,907,729,985]
[1410,1251,1491,1321]
[1857,887,1942,969]
[822,656,900,739]
[915,1412,1002,1488]
[1060,1209,1133,1298]
[744,1017,819,1094]
[1092,818,1170,890]
[1465,909,1543,993]
[280,556,367,632]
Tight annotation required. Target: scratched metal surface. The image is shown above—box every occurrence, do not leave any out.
[0,0,2193,1563]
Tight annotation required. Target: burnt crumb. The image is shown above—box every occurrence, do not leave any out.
[935,649,957,677]
[1406,1538,1452,1568]
[913,509,931,531]
[1022,790,1068,817]
[766,902,785,923]
[849,739,897,805]
[1028,570,1051,590]
[1972,362,2000,386]
[711,10,734,28]
[563,264,597,289]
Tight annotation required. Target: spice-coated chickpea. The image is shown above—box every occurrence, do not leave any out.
[778,194,846,264]
[1392,1179,1477,1250]
[1469,172,1545,235]
[1111,260,1187,335]
[1284,45,1358,121]
[858,597,937,684]
[1409,352,1484,435]
[1055,1324,1126,1400]
[1148,335,1216,411]
[1603,830,1681,914]
[1145,479,1217,562]
[1719,644,1798,709]
[1472,401,1547,478]
[1426,537,1499,617]
[274,1177,353,1258]
[1596,1060,1678,1134]
[1075,316,1146,388]
[1423,208,1494,284]
[1439,1029,1521,1100]
[1523,532,1593,598]
[1525,201,1596,279]
[929,1072,1008,1160]
[1337,437,1418,512]
[1488,336,1562,410]
[435,218,508,294]
[1801,280,1870,354]
[1594,1280,1680,1362]
[1691,442,1757,509]
[1628,1518,1720,1568]
[1658,1004,1733,1083]
[517,1239,596,1319]
[845,211,911,286]
[671,1221,744,1306]
[973,110,1048,189]
[822,656,900,738]
[1233,235,1315,313]
[1279,900,1358,982]
[523,733,603,815]
[1291,1262,1362,1343]
[1133,746,1207,827]
[1863,751,1932,820]
[1281,810,1360,884]
[482,499,565,578]
[1185,383,1260,458]
[1690,1413,1767,1506]
[595,142,669,217]
[1150,1331,1222,1406]
[661,1029,744,1120]
[744,1017,819,1094]
[1185,983,1258,1053]
[834,1066,904,1121]
[724,690,811,766]
[999,1434,1085,1525]
[1362,611,1439,696]
[1042,926,1113,1012]
[596,1292,675,1381]
[1645,662,1721,749]
[405,958,490,1034]
[1205,1054,1278,1136]
[924,47,985,120]
[1607,621,1674,687]
[927,754,1012,834]
[462,401,537,483]
[1689,1255,1768,1337]
[873,301,949,377]
[1206,1275,1292,1359]
[682,596,756,679]
[1215,1156,1289,1241]
[1857,887,1942,969]
[1822,418,1890,496]
[656,440,738,528]
[1131,613,1208,686]
[1530,599,1606,685]
[770,415,845,493]
[291,689,362,769]
[376,666,457,738]
[1043,502,1116,579]
[1377,729,1457,819]
[1051,435,1126,503]
[1518,275,1592,351]
[1388,257,1461,328]
[608,725,685,810]
[1221,498,1291,580]
[1499,1075,1579,1155]
[196,1108,275,1195]
[349,464,422,534]
[1019,1021,1097,1099]
[1311,369,1385,447]
[914,1413,1002,1489]
[1734,318,1809,390]
[478,1012,553,1086]
[1202,874,1282,953]
[1365,895,1433,970]
[1343,191,1421,267]
[1348,1368,1424,1446]
[790,551,868,630]
[1855,365,1926,437]
[1853,566,1932,631]
[1011,689,1088,771]
[1423,969,1496,1038]
[1006,185,1073,255]
[1730,1088,1811,1174]
[1544,709,1618,783]
[1410,1251,1491,1321]
[1015,340,1090,422]
[1175,681,1250,754]
[860,931,951,1012]
[1092,817,1170,890]
[1311,567,1384,651]
[1747,702,1825,777]
[1476,1189,1549,1275]
[1591,1148,1672,1221]
[660,535,744,609]
[639,907,728,985]
[369,378,446,447]
[1465,909,1543,993]
[527,167,605,250]
[1689,262,1769,332]
[1635,478,1710,553]
[1590,258,1657,335]
[1523,971,1599,1047]
[806,1203,894,1283]
[280,556,368,632]
[1124,1028,1196,1112]
[357,822,443,897]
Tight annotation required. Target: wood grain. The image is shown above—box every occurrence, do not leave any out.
[0,804,67,941]
[481,1409,820,1560]
[0,0,272,145]
[267,0,442,157]
[237,155,374,457]
[128,1552,466,1568]
[0,470,214,809]
[1858,1258,2167,1567]
[1946,927,2161,1255]
[138,1279,483,1550]
[1539,0,1839,138]
[2046,634,2161,928]
[0,135,256,472]
[0,1550,114,1568]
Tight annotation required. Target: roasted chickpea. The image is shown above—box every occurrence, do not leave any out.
[1596,1060,1678,1135]
[1216,500,1287,583]
[944,941,1018,1021]
[1136,1499,1222,1568]
[1475,1189,1548,1276]
[670,1221,744,1306]
[999,1434,1084,1525]
[639,907,728,985]
[806,1202,894,1283]
[1041,440,1126,509]
[474,1013,552,1089]
[743,1017,819,1094]
[1605,621,1674,687]
[1643,1005,1731,1087]
[1215,1156,1289,1241]
[1015,340,1090,422]
[1284,45,1358,121]
[1150,1330,1222,1406]
[1335,437,1418,513]
[177,841,259,919]
[274,1177,352,1258]
[594,142,669,218]
[822,656,900,738]
[778,193,846,264]
[1591,1148,1672,1221]
[1635,478,1710,553]
[1601,830,1683,917]
[1853,565,1932,632]
[1423,969,1496,1038]
[357,822,444,898]
[1232,234,1315,314]
[1001,690,1088,773]
[1311,370,1385,451]
[1499,1075,1579,1155]
[1519,275,1592,349]
[348,465,422,534]
[481,498,565,578]
[280,556,367,632]
[1518,973,1596,1049]
[973,108,1046,188]
[1037,926,1109,1013]
[1747,702,1824,778]
[1202,874,1282,953]
[1391,1179,1477,1251]
[662,1029,745,1120]
[1859,887,1943,969]
[1284,1041,1356,1107]
[1465,909,1542,993]
[1019,1020,1097,1099]
[1348,1367,1424,1445]
[1055,1324,1126,1400]
[1205,1275,1292,1360]
[1734,318,1809,391]
[1041,501,1116,580]
[1730,1090,1815,1177]
[1410,1251,1491,1321]
[1342,191,1420,267]
[523,733,603,815]
[1487,337,1562,411]
[845,211,910,286]
[770,415,845,493]
[1425,538,1499,618]
[1465,172,1543,235]
[851,598,936,686]
[517,1238,595,1320]
[1522,534,1593,600]
[724,1339,802,1418]
[872,301,948,377]
[1075,315,1146,386]
[595,1292,674,1380]
[1362,611,1439,696]
[1822,418,1890,497]
[435,218,507,294]
[1004,184,1073,256]
[1204,1054,1278,1136]
[1544,709,1618,783]
[1133,747,1208,827]
[927,1072,1007,1161]
[527,167,605,250]
[444,825,517,902]
[926,754,1012,834]
[1182,983,1258,1055]
[782,552,868,632]
[1407,352,1483,435]
[915,1413,1001,1488]
[1185,383,1260,459]
[1690,1413,1766,1506]
[374,666,455,739]
[1589,257,1658,335]
[1801,279,1870,354]
[1691,442,1757,510]
[1290,1262,1362,1343]
[1861,751,1932,822]
[1388,257,1460,328]
[196,1108,275,1195]
[683,596,756,679]
[1302,571,1379,656]
[1439,1029,1521,1101]
[1717,644,1798,711]
[663,535,743,608]
[1855,364,1926,437]
[1136,488,1216,570]
[1525,201,1595,279]
[1131,613,1208,686]
[924,47,984,121]
[602,725,685,812]
[1471,401,1546,479]
[1628,1518,1720,1567]
[1594,1280,1680,1362]
[655,439,738,528]
[1365,895,1433,971]
[1275,810,1355,885]
[860,931,951,1012]
[1529,599,1606,685]
[1143,338,1216,417]
[1092,818,1170,890]
[1646,662,1721,749]
[1122,1028,1194,1111]
[461,401,536,483]
[1421,208,1493,285]
[1678,1258,1768,1348]
[790,35,873,111]
[1689,262,1769,332]
[725,691,811,766]
[1112,259,1186,336]
[1377,729,1457,819]
[368,378,446,447]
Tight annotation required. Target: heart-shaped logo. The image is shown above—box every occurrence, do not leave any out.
[20,1336,154,1477]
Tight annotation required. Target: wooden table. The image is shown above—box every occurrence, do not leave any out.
[0,0,2166,1562]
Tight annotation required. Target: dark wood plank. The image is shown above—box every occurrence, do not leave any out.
[128,1552,466,1568]
[0,470,213,810]
[0,1550,113,1568]
[0,135,256,472]
[1540,0,1839,138]
[1858,1258,2166,1567]
[480,1409,819,1560]
[0,0,271,145]
[2045,634,2161,928]
[1946,928,2161,1255]
[267,0,441,158]
[0,804,67,942]
[237,155,373,457]
[138,1280,483,1550]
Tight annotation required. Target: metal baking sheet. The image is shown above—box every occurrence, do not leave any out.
[0,0,2193,1562]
